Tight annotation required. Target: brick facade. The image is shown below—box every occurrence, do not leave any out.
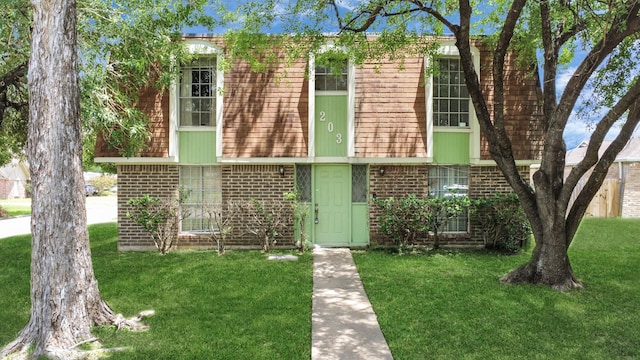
[117,165,180,250]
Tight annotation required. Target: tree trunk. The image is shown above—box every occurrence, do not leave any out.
[0,0,138,357]
[500,217,582,291]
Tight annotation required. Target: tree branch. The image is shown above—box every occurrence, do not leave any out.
[563,78,640,226]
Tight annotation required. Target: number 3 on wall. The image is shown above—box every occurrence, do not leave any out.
[336,133,343,144]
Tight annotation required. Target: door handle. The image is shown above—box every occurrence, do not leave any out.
[314,203,319,224]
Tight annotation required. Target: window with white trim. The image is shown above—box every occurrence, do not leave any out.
[433,57,470,127]
[180,57,216,127]
[428,165,469,232]
[315,60,348,91]
[180,166,222,232]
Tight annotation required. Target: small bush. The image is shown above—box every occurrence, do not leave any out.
[374,195,429,248]
[203,201,241,255]
[126,189,190,254]
[469,193,531,253]
[0,206,7,218]
[374,194,470,250]
[243,198,288,252]
[87,174,117,195]
[285,191,309,252]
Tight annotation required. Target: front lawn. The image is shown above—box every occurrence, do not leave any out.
[353,217,640,359]
[0,223,313,359]
[0,199,31,217]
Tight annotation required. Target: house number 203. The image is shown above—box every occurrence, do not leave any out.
[319,111,343,144]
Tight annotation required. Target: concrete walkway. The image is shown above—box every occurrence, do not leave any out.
[0,196,117,239]
[312,247,393,360]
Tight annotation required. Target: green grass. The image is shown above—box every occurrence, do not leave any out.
[0,199,31,216]
[0,223,313,359]
[353,217,640,359]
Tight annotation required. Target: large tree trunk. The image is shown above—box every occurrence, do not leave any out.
[0,0,147,358]
[500,232,582,291]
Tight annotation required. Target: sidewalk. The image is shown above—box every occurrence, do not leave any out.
[312,247,393,360]
[0,196,117,239]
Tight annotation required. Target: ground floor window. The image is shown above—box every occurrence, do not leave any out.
[180,166,222,232]
[428,165,469,232]
[352,165,368,203]
[296,164,312,202]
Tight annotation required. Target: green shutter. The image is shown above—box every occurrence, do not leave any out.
[179,131,216,164]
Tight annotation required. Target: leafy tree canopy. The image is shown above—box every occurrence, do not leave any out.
[0,0,219,167]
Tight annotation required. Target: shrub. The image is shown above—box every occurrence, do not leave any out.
[469,193,531,253]
[374,194,429,249]
[0,206,7,218]
[285,191,309,252]
[374,194,470,250]
[423,195,470,250]
[203,201,241,255]
[243,198,288,252]
[126,189,190,254]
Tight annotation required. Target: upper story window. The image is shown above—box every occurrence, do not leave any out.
[315,60,348,91]
[180,57,216,127]
[433,58,470,127]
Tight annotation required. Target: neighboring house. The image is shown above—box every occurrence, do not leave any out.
[94,35,544,251]
[0,158,30,199]
[565,137,640,218]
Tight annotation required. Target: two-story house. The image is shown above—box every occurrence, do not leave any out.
[94,35,543,251]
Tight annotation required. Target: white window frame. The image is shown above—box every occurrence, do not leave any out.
[179,165,222,234]
[308,45,356,160]
[170,40,224,160]
[425,42,481,164]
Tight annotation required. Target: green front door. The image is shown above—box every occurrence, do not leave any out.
[314,164,350,246]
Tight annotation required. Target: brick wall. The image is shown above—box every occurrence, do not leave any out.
[368,165,429,245]
[221,164,296,247]
[622,163,640,218]
[117,164,180,250]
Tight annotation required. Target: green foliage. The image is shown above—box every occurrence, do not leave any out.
[423,195,471,250]
[285,191,309,252]
[374,194,470,250]
[0,206,7,218]
[87,174,117,194]
[353,218,640,358]
[374,195,429,249]
[126,189,190,254]
[0,0,219,166]
[470,193,532,253]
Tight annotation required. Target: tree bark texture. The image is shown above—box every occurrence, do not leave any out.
[1,0,117,357]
